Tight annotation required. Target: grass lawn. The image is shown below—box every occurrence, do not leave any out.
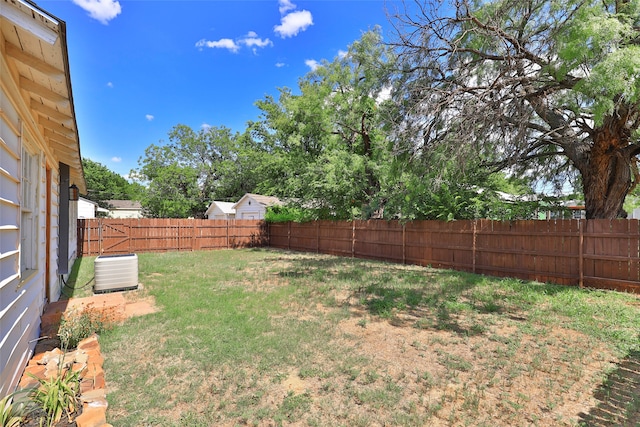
[69,249,640,426]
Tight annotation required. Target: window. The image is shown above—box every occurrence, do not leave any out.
[21,146,40,275]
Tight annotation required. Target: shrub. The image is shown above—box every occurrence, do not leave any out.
[58,305,108,349]
[265,205,314,223]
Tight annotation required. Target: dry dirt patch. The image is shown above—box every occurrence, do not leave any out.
[334,311,616,426]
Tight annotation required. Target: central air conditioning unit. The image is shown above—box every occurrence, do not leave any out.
[94,253,138,293]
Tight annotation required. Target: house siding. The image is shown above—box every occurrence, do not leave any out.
[50,172,62,303]
[235,198,265,220]
[0,86,25,397]
[0,90,48,396]
[78,198,96,219]
[109,209,142,219]
[0,3,81,395]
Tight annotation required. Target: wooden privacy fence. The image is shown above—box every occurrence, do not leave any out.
[269,219,640,294]
[77,218,266,256]
[77,218,640,293]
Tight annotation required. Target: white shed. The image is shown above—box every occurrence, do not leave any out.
[0,0,86,397]
[205,201,236,220]
[232,193,282,220]
[106,200,143,218]
[78,197,98,219]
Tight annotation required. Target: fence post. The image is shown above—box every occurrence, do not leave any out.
[98,218,103,255]
[472,220,477,274]
[402,222,406,265]
[288,221,291,250]
[316,221,320,253]
[351,221,355,258]
[192,220,197,251]
[579,219,584,288]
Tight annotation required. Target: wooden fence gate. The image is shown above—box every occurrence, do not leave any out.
[77,218,266,256]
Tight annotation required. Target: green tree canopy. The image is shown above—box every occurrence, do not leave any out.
[81,158,144,208]
[390,0,640,219]
[253,28,397,219]
[132,124,259,218]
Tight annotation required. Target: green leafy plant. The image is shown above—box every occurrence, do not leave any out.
[58,305,108,349]
[265,205,314,223]
[0,391,31,427]
[29,367,81,427]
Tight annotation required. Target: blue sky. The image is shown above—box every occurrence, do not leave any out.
[37,0,399,179]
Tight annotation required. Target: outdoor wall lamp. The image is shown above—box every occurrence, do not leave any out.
[69,184,79,201]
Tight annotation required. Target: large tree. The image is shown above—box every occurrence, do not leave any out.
[253,29,397,219]
[390,0,640,218]
[133,124,254,218]
[82,158,144,207]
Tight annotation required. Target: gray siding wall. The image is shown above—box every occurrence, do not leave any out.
[0,84,47,396]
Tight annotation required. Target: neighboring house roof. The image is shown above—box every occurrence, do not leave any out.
[232,193,282,210]
[1,0,86,192]
[106,200,143,210]
[205,201,236,217]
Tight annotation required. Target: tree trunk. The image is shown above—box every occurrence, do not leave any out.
[580,125,632,219]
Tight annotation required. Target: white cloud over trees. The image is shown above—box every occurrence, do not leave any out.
[274,10,313,38]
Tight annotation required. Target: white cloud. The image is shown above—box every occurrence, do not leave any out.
[201,123,212,131]
[239,32,273,49]
[72,0,121,25]
[196,38,240,53]
[196,32,272,54]
[145,114,154,121]
[338,50,348,59]
[278,0,296,14]
[275,62,286,68]
[274,10,313,38]
[305,59,320,71]
[106,81,114,88]
[111,156,122,162]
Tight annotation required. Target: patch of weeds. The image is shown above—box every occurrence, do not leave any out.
[384,376,404,394]
[480,300,502,313]
[411,340,425,350]
[429,335,448,346]
[322,295,338,307]
[468,322,488,336]
[320,381,336,393]
[417,370,437,389]
[366,298,402,318]
[361,370,380,385]
[343,367,360,381]
[404,289,423,307]
[299,367,324,379]
[414,317,433,330]
[354,386,401,409]
[437,351,473,372]
[361,284,408,317]
[58,304,113,349]
[236,392,264,411]
[276,391,312,422]
[312,269,327,282]
[179,411,216,426]
[443,299,473,313]
[461,384,482,411]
